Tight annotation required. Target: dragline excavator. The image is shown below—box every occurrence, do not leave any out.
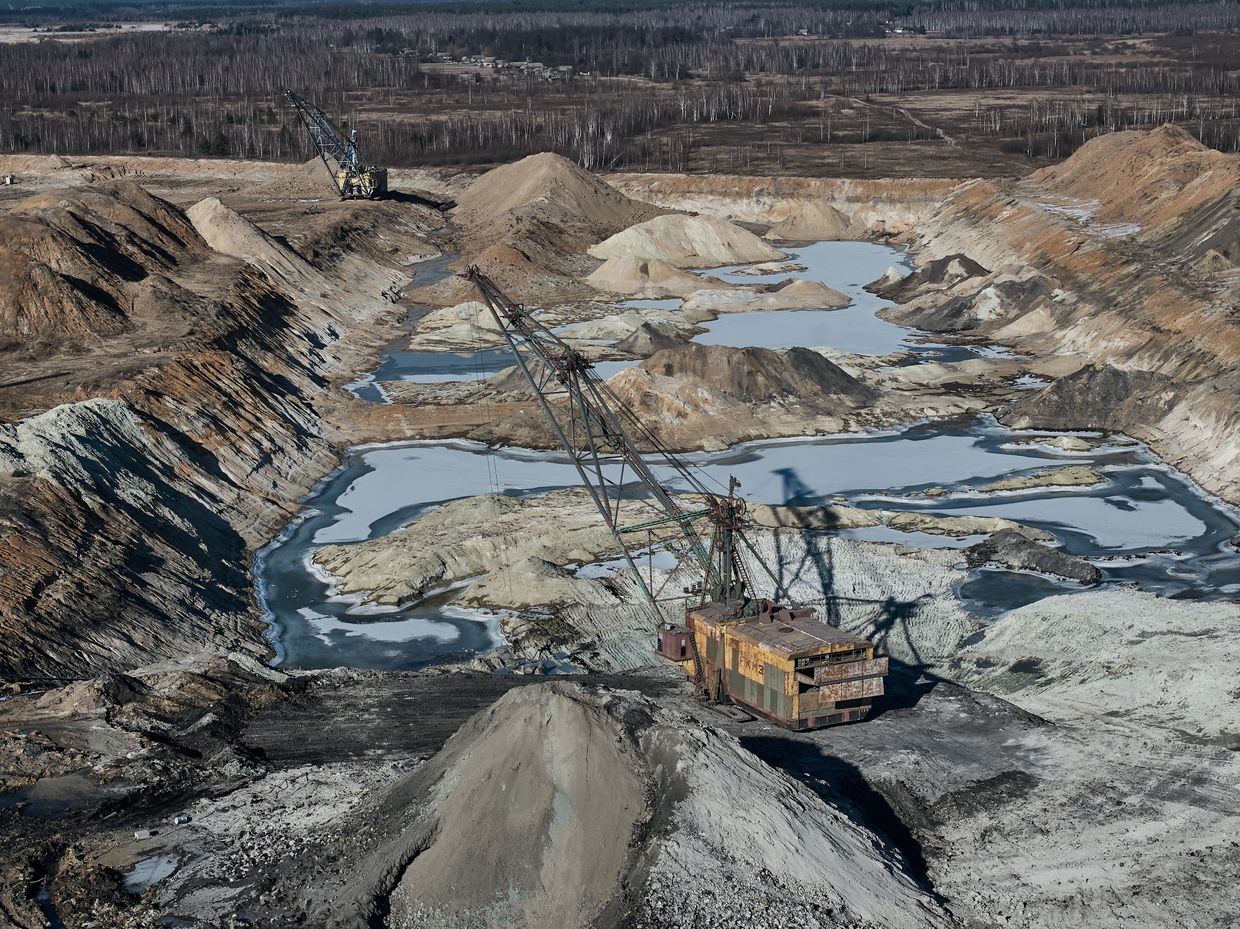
[284,91,387,200]
[466,268,888,730]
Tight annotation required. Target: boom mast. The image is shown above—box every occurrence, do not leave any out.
[466,267,762,610]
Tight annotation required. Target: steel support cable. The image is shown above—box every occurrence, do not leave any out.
[470,307,511,602]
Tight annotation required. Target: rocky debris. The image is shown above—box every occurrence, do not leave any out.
[952,589,1240,740]
[681,277,850,313]
[0,182,208,341]
[1003,364,1182,434]
[589,213,785,269]
[339,683,951,929]
[613,321,685,356]
[868,252,990,302]
[965,528,1102,585]
[0,652,297,796]
[585,255,715,297]
[974,464,1103,493]
[763,200,853,241]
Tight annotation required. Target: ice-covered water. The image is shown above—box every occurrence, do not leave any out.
[691,241,919,354]
[124,856,179,893]
[265,243,1240,669]
[260,418,1240,668]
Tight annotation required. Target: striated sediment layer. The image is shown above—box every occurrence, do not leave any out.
[0,184,443,679]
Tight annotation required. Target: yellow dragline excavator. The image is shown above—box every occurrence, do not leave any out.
[284,91,387,200]
[466,268,889,730]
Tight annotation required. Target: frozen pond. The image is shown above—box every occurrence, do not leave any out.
[259,418,1240,669]
[351,240,976,398]
[274,241,1239,670]
[691,241,918,354]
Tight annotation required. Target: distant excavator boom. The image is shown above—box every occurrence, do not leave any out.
[284,91,387,200]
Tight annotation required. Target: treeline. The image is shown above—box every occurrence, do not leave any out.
[1,2,1239,168]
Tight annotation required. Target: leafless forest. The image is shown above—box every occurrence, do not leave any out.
[1,1,1239,174]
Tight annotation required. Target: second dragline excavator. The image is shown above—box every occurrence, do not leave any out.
[466,267,888,730]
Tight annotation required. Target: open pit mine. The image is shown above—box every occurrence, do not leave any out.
[2,125,1239,929]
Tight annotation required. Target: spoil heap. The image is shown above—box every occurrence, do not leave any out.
[585,254,713,297]
[0,182,208,341]
[764,201,853,241]
[589,213,785,268]
[333,683,951,929]
[423,152,664,304]
[603,343,876,448]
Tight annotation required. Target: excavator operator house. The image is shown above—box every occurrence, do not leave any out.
[663,602,888,729]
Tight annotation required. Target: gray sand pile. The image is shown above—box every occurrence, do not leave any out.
[589,214,785,268]
[342,682,952,929]
[764,201,853,241]
[585,255,715,297]
[682,277,850,313]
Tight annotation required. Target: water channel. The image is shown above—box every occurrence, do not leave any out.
[261,241,1240,670]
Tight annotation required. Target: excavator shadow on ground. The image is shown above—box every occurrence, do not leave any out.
[765,465,945,718]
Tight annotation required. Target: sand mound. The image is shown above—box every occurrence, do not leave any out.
[585,255,709,297]
[682,277,850,314]
[1034,125,1240,229]
[186,197,320,287]
[0,182,207,341]
[639,343,871,403]
[417,153,665,306]
[764,201,853,241]
[335,683,949,929]
[455,152,651,232]
[589,214,785,269]
[613,321,683,355]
